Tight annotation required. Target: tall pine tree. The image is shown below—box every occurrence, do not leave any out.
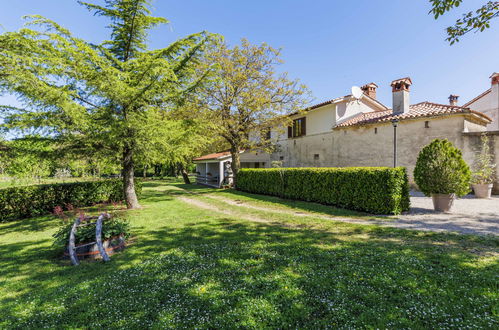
[0,0,217,208]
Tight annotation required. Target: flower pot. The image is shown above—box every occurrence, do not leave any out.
[431,193,455,212]
[472,183,493,199]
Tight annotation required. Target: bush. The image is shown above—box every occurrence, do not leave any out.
[414,139,471,197]
[0,179,142,222]
[53,215,130,247]
[237,167,410,215]
[472,134,496,184]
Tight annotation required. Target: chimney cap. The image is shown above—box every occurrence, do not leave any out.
[448,94,459,105]
[361,82,378,89]
[390,77,412,87]
[391,77,412,92]
[491,72,499,85]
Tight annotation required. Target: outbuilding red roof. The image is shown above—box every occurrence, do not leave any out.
[335,102,491,128]
[193,151,232,161]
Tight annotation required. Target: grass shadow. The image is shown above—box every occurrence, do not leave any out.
[0,181,497,328]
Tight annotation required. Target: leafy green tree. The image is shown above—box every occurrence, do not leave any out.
[198,39,309,186]
[0,0,217,208]
[414,139,471,197]
[0,137,10,177]
[3,137,54,182]
[135,115,217,183]
[429,0,499,44]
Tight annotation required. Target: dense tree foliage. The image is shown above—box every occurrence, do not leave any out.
[430,0,499,44]
[414,139,471,197]
[198,39,309,185]
[0,0,218,207]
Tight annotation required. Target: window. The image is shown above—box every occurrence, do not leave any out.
[425,121,430,128]
[262,128,271,140]
[279,156,284,161]
[314,154,320,160]
[374,127,378,134]
[288,117,306,138]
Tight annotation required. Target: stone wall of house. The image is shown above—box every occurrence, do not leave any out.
[332,116,474,183]
[272,114,499,194]
[272,132,336,167]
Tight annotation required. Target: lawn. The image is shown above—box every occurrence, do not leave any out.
[0,180,498,328]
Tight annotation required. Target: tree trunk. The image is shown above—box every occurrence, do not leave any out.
[143,164,147,179]
[230,146,241,188]
[179,163,191,184]
[122,146,141,209]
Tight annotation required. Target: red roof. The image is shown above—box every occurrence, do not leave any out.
[335,102,491,128]
[193,151,232,161]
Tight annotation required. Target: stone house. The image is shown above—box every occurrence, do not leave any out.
[194,73,499,193]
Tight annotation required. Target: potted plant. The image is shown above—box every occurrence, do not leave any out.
[414,139,471,212]
[471,134,496,198]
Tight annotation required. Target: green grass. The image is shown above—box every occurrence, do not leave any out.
[0,181,498,328]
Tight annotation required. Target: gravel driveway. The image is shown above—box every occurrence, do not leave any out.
[393,191,499,236]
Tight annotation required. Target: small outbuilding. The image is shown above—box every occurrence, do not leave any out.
[193,150,271,188]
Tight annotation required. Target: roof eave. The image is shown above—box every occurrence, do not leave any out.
[334,110,491,129]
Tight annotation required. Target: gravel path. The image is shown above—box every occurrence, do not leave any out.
[393,192,499,236]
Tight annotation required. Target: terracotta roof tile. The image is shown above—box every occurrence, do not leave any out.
[335,102,491,128]
[193,151,232,161]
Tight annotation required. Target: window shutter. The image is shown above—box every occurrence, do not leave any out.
[302,117,306,136]
[288,126,292,138]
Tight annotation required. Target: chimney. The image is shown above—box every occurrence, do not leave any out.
[448,94,459,106]
[491,72,499,85]
[361,82,378,99]
[391,77,412,114]
[491,73,499,127]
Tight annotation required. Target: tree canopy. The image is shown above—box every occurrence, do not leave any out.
[429,0,499,44]
[197,39,309,185]
[0,0,218,207]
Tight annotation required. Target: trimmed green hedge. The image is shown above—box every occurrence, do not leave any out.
[0,180,142,222]
[237,167,410,215]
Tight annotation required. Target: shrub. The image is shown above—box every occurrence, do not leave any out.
[0,179,142,222]
[53,215,130,247]
[237,167,410,215]
[472,134,496,184]
[414,139,471,197]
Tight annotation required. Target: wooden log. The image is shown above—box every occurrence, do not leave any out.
[95,213,111,262]
[69,216,81,266]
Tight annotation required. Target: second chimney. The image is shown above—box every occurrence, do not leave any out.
[391,77,412,115]
[448,94,459,106]
[361,82,378,99]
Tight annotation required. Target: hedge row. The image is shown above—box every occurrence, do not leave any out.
[236,167,410,215]
[0,180,142,222]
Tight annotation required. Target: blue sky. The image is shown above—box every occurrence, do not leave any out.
[1,0,498,108]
